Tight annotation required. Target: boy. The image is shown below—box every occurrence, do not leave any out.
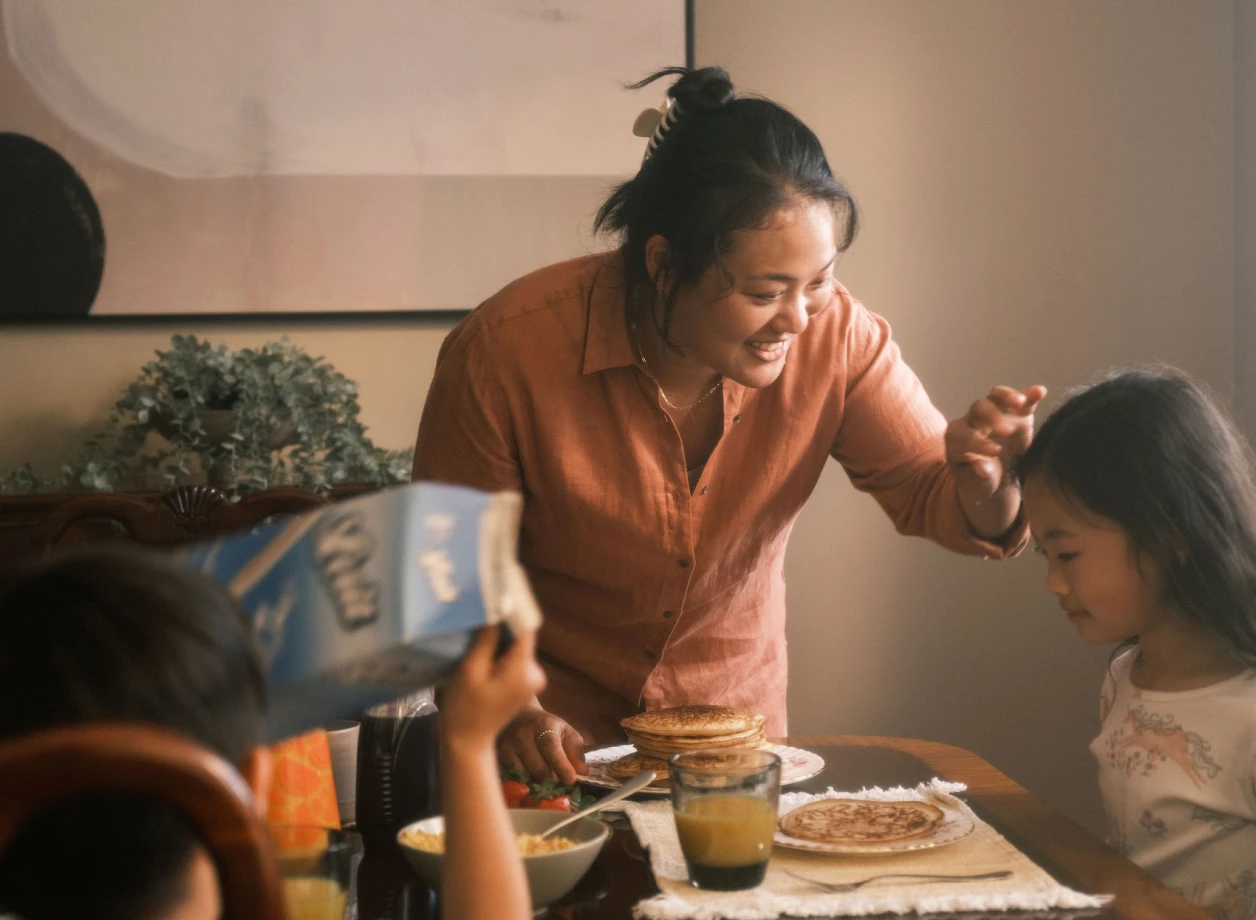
[0,545,542,919]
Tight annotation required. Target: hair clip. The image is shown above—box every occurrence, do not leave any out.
[632,97,683,162]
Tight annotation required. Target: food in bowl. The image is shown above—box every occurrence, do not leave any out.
[396,809,610,912]
[398,826,578,856]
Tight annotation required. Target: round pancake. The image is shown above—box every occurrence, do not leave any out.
[631,736,772,761]
[605,752,671,787]
[625,727,766,752]
[780,799,945,845]
[620,705,765,738]
[626,724,764,746]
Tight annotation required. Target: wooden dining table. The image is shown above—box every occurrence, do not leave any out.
[347,735,1210,920]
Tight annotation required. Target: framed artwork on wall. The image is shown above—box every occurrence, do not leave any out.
[0,0,691,321]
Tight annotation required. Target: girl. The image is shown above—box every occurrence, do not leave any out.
[1018,369,1256,918]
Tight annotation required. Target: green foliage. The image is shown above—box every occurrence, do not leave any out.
[2,335,413,496]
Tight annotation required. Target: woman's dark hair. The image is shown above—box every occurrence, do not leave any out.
[1016,368,1256,658]
[0,545,267,920]
[595,66,858,344]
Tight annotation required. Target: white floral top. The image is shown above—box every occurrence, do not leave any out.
[1093,647,1256,919]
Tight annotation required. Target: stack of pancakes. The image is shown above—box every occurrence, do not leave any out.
[606,705,770,790]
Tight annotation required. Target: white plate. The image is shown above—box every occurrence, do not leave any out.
[773,794,976,855]
[581,743,826,797]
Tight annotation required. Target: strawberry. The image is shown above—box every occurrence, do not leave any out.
[500,765,533,808]
[501,779,529,808]
[534,794,571,812]
[522,777,574,811]
[508,773,598,814]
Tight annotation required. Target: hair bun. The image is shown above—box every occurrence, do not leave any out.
[668,66,735,112]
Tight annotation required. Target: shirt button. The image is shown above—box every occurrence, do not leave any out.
[662,610,675,618]
[701,486,710,495]
[677,559,689,568]
[643,649,656,661]
[733,414,742,423]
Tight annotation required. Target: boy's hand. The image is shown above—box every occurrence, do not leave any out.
[442,626,546,749]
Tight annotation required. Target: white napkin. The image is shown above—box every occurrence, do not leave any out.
[623,779,1112,920]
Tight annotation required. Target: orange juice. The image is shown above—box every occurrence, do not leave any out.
[673,795,776,889]
[282,877,347,920]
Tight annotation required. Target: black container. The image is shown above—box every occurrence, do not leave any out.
[356,705,442,855]
[353,853,439,920]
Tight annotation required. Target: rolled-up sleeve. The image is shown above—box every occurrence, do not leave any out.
[829,301,1027,560]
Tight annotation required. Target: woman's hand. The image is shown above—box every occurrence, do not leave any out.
[498,707,588,786]
[441,627,547,755]
[945,384,1047,537]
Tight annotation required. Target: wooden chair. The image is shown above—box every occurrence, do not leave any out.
[25,485,330,555]
[0,722,287,920]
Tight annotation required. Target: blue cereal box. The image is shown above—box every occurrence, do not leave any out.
[183,482,541,740]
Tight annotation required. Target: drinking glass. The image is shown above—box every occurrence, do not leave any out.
[271,825,355,920]
[669,749,781,891]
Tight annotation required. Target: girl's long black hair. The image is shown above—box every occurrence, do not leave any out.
[1016,368,1256,659]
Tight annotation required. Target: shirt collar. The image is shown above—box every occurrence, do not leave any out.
[582,252,638,375]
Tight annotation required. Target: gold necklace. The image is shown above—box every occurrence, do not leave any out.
[630,322,723,411]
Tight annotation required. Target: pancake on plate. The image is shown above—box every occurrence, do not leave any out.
[606,706,774,790]
[629,733,771,761]
[606,752,671,789]
[779,798,946,845]
[621,705,765,738]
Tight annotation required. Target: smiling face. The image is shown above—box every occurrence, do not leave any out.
[1022,475,1175,645]
[659,199,839,389]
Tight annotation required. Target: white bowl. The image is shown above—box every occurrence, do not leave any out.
[396,809,610,912]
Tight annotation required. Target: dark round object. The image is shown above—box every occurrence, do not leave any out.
[0,132,105,317]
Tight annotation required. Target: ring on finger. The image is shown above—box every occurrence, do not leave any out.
[535,729,562,747]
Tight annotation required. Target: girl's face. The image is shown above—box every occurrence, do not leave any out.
[1022,476,1173,644]
[663,199,838,389]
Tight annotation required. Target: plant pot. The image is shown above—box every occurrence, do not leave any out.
[153,408,297,451]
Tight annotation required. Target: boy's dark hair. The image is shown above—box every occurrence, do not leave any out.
[595,65,858,347]
[0,545,266,920]
[1017,368,1256,658]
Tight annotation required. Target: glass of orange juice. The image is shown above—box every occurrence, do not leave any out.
[670,749,781,891]
[270,825,354,920]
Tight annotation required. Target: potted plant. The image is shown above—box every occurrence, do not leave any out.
[4,335,413,495]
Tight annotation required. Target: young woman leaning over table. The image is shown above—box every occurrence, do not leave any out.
[412,65,1046,784]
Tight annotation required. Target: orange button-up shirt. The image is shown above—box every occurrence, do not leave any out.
[414,252,1025,745]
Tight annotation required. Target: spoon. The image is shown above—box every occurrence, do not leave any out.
[540,770,658,838]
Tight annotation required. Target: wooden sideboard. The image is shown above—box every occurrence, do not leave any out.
[0,484,374,559]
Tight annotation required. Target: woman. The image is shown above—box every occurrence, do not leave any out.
[414,66,1044,783]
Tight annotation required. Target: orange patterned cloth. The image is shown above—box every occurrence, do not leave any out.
[266,729,341,843]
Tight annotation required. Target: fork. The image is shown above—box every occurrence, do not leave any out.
[785,869,1013,893]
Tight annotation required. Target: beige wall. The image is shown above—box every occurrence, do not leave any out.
[1239,0,1256,431]
[700,0,1234,836]
[0,1,1243,834]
